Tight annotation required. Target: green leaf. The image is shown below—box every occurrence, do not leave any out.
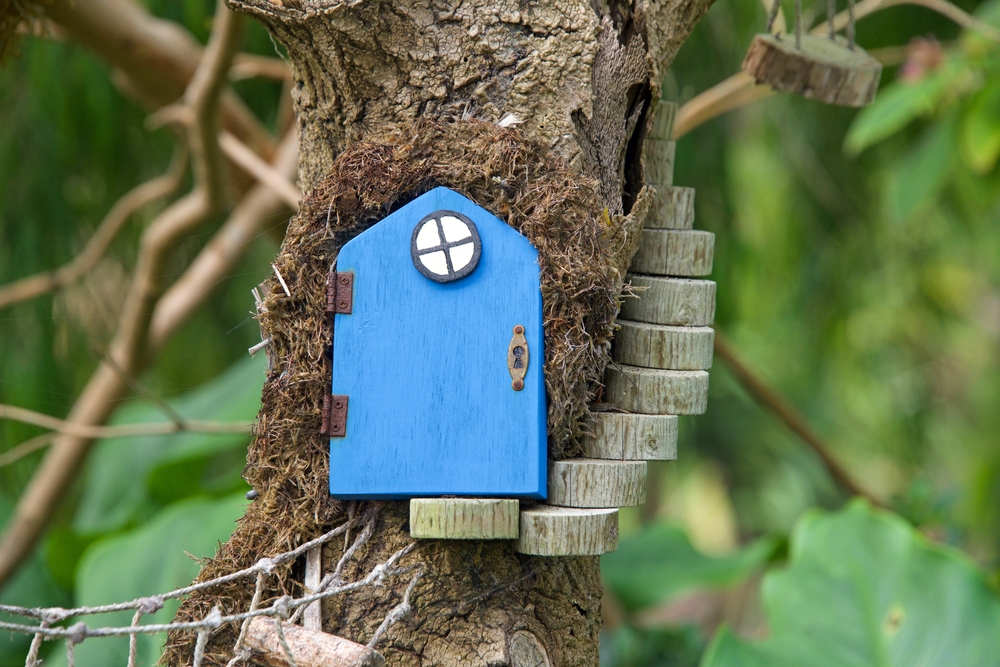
[73,356,264,535]
[602,523,776,612]
[960,78,1000,173]
[0,498,71,667]
[701,501,1000,667]
[56,494,248,667]
[845,73,949,155]
[885,115,958,222]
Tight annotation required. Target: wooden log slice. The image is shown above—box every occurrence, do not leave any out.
[605,365,709,415]
[613,321,714,370]
[648,185,695,230]
[245,617,385,667]
[742,33,882,107]
[621,275,716,326]
[581,411,678,460]
[515,506,619,556]
[630,230,714,277]
[547,459,647,508]
[645,139,675,186]
[649,100,678,141]
[409,498,519,539]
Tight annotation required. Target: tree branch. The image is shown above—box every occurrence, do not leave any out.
[0,404,250,441]
[149,130,298,349]
[674,0,997,139]
[220,131,300,209]
[44,0,275,161]
[713,330,886,507]
[230,53,291,81]
[0,0,245,588]
[0,145,187,312]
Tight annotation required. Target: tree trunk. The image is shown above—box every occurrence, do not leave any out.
[168,1,714,665]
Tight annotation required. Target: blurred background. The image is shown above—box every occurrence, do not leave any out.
[2,0,999,665]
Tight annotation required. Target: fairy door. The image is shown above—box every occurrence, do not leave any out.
[328,187,547,499]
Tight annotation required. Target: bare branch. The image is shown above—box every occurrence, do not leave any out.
[0,434,54,468]
[0,146,187,312]
[0,0,247,588]
[149,130,298,349]
[674,72,770,140]
[230,53,291,81]
[714,330,886,507]
[220,131,300,208]
[183,3,245,209]
[0,403,251,439]
[44,0,276,161]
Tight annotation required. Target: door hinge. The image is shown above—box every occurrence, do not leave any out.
[326,269,353,315]
[321,394,349,438]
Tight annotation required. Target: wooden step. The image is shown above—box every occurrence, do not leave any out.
[515,506,619,556]
[409,498,519,539]
[547,459,646,508]
[582,411,677,461]
[649,100,678,141]
[621,275,716,327]
[630,230,714,277]
[605,365,709,415]
[645,139,675,186]
[613,321,714,370]
[648,185,694,230]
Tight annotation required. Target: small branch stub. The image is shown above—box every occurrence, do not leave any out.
[244,617,384,667]
[742,33,882,107]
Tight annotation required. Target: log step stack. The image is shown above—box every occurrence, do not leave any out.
[410,101,715,557]
[515,100,715,557]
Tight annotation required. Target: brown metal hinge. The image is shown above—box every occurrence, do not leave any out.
[321,394,349,438]
[326,269,354,315]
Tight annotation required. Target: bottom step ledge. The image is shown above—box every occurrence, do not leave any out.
[516,506,619,556]
[245,617,384,667]
[409,498,519,539]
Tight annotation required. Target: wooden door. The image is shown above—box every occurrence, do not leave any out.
[329,187,547,499]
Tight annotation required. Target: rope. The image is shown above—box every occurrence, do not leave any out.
[794,0,803,48]
[847,0,857,48]
[766,0,782,34]
[1,510,422,667]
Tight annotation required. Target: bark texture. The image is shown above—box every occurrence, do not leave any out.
[166,0,714,665]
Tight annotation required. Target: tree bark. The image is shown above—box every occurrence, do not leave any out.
[205,1,712,665]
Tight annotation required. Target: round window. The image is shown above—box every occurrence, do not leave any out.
[410,210,482,283]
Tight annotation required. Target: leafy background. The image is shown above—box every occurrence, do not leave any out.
[3,0,1000,665]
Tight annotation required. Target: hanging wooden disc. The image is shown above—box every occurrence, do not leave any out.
[742,33,881,107]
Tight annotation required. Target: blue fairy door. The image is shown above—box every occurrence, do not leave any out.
[328,187,547,499]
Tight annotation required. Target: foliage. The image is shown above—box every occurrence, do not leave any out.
[3,0,1000,665]
[0,358,264,667]
[702,501,1000,667]
[603,524,775,612]
[50,495,248,667]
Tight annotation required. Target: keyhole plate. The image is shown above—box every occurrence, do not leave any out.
[508,325,529,390]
